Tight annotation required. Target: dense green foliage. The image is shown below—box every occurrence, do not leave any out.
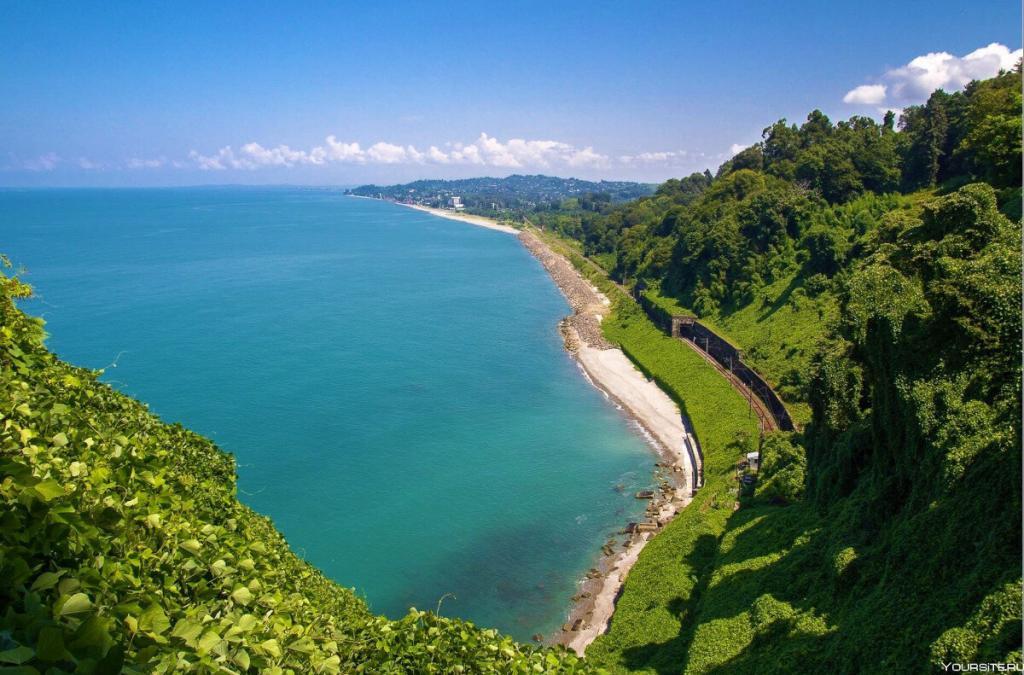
[0,265,589,673]
[347,174,654,220]
[538,68,1022,672]
[537,67,1022,419]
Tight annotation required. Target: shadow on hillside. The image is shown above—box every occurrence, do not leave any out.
[754,275,802,324]
[617,532,720,674]
[615,504,822,675]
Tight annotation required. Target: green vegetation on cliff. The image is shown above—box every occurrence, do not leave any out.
[0,266,587,673]
[536,67,1022,672]
[534,67,1021,423]
[576,183,1021,674]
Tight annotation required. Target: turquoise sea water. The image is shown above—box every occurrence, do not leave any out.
[1,188,654,640]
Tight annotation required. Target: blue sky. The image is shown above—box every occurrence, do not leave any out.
[2,1,1020,186]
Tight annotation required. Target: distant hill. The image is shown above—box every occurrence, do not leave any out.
[347,174,655,217]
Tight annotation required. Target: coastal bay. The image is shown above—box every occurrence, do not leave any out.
[3,187,660,642]
[397,200,701,654]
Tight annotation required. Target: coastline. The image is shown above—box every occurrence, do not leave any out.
[368,197,699,655]
[517,231,698,655]
[392,200,521,234]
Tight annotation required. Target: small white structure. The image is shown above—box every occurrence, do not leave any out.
[746,451,760,472]
[450,196,464,210]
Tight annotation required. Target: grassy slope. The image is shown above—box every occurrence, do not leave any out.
[0,275,587,674]
[586,303,768,673]
[532,229,793,673]
[641,274,840,427]
[539,212,1022,674]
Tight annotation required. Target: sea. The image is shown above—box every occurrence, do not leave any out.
[0,187,654,640]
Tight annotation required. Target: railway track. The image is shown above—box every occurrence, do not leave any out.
[525,223,784,435]
[675,336,779,434]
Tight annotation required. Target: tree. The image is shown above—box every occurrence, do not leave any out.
[900,91,950,190]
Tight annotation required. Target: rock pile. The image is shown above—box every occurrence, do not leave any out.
[519,231,613,350]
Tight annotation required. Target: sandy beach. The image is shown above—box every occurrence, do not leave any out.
[398,202,521,234]
[375,198,700,654]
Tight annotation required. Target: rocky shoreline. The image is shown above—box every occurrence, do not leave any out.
[516,230,698,655]
[518,231,613,350]
[365,198,700,656]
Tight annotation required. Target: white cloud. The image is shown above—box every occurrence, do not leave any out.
[126,157,166,169]
[843,84,887,105]
[321,136,364,162]
[567,146,609,168]
[9,134,679,174]
[844,42,1022,107]
[619,150,694,165]
[427,145,450,164]
[189,147,232,170]
[23,152,61,171]
[728,144,747,157]
[445,142,484,165]
[189,143,316,170]
[12,135,698,175]
[366,142,411,164]
[187,132,615,171]
[239,142,312,168]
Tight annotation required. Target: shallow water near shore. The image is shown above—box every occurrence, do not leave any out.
[2,187,654,640]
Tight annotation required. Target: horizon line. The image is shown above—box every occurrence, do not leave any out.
[0,174,665,191]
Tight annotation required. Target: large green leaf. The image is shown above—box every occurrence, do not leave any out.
[230,586,253,606]
[29,571,62,592]
[170,619,203,647]
[0,646,34,665]
[33,480,65,501]
[56,592,92,617]
[35,627,66,662]
[138,604,170,636]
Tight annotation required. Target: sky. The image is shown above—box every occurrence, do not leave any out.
[1,1,1020,187]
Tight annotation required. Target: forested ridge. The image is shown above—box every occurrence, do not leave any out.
[535,68,1020,419]
[347,174,655,219]
[539,67,1022,672]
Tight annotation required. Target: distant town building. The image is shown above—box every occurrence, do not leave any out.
[450,196,464,210]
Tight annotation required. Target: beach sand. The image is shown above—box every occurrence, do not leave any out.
[370,197,699,654]
[398,202,521,234]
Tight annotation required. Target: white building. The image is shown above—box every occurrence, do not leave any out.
[746,451,760,471]
[450,196,464,210]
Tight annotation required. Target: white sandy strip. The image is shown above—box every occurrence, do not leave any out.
[567,531,649,655]
[576,345,686,464]
[565,341,695,655]
[398,203,520,234]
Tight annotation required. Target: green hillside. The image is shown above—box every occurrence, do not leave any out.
[534,67,1022,672]
[533,67,1021,425]
[347,174,655,220]
[0,267,587,673]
